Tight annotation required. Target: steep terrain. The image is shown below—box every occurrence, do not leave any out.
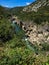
[23,0,49,12]
[0,0,49,65]
[8,0,49,22]
[0,0,49,22]
[0,6,11,18]
[8,0,49,46]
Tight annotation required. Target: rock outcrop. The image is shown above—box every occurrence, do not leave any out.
[23,22,49,44]
[11,16,49,44]
[23,0,49,12]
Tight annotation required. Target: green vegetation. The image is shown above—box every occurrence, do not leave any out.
[10,6,49,24]
[0,19,15,43]
[18,6,49,24]
[0,18,49,65]
[0,1,49,64]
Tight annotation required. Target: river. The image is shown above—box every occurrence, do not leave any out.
[12,21,39,54]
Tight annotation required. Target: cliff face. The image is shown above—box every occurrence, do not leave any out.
[22,21,49,45]
[11,16,49,45]
[23,0,49,12]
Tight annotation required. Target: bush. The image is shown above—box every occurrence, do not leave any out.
[0,19,15,43]
[41,43,49,51]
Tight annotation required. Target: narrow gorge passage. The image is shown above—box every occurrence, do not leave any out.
[12,21,39,54]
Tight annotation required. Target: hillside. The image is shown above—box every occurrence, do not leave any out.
[0,0,49,23]
[0,6,11,18]
[10,7,24,15]
[0,0,49,65]
[23,0,49,12]
[7,0,49,24]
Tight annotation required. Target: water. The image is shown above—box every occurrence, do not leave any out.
[12,23,21,32]
[12,22,39,54]
[24,38,35,51]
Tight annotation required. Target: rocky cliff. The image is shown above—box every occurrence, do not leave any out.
[23,0,49,12]
[22,21,49,45]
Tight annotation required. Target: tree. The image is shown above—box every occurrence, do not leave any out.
[0,19,15,43]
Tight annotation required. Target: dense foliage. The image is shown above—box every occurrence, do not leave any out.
[0,18,49,65]
[0,19,15,43]
[10,6,49,24]
[0,2,49,65]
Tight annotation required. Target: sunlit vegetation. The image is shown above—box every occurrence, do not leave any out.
[10,6,49,24]
[0,18,49,65]
[0,2,49,65]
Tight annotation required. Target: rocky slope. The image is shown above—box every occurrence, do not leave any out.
[8,0,49,21]
[22,21,49,45]
[11,16,49,45]
[23,0,49,12]
[0,0,49,45]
